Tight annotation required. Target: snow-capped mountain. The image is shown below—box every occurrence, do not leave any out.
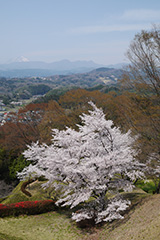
[14,56,30,63]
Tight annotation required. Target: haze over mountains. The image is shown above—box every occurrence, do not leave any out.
[0,57,127,78]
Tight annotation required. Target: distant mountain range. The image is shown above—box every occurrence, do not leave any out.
[0,58,127,78]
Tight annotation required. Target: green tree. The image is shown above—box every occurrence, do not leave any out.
[9,154,30,181]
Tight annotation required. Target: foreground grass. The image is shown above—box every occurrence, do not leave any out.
[1,194,160,240]
[1,180,160,240]
[0,232,23,240]
[0,210,83,240]
[0,195,160,240]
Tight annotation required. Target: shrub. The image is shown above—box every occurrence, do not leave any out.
[135,180,156,194]
[0,203,10,217]
[0,200,56,217]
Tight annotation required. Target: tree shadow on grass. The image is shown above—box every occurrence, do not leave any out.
[52,205,100,235]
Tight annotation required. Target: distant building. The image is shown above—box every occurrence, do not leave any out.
[10,101,23,106]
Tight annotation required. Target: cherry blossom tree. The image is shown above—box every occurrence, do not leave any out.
[18,102,144,224]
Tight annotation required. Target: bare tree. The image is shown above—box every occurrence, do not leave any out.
[120,26,160,189]
[122,25,160,96]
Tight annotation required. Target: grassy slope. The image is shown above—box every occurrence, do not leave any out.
[1,181,51,205]
[0,182,160,240]
[0,194,160,240]
[98,194,160,240]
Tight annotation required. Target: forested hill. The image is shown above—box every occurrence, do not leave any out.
[48,67,122,87]
[0,67,123,99]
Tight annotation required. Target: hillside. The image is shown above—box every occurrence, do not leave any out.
[98,194,160,240]
[0,192,160,240]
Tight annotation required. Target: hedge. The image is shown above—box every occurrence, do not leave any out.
[0,200,57,217]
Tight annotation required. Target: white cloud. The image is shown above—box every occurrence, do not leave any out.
[69,23,151,35]
[121,9,160,21]
[68,8,160,35]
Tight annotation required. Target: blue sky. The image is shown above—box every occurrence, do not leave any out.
[0,0,160,65]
